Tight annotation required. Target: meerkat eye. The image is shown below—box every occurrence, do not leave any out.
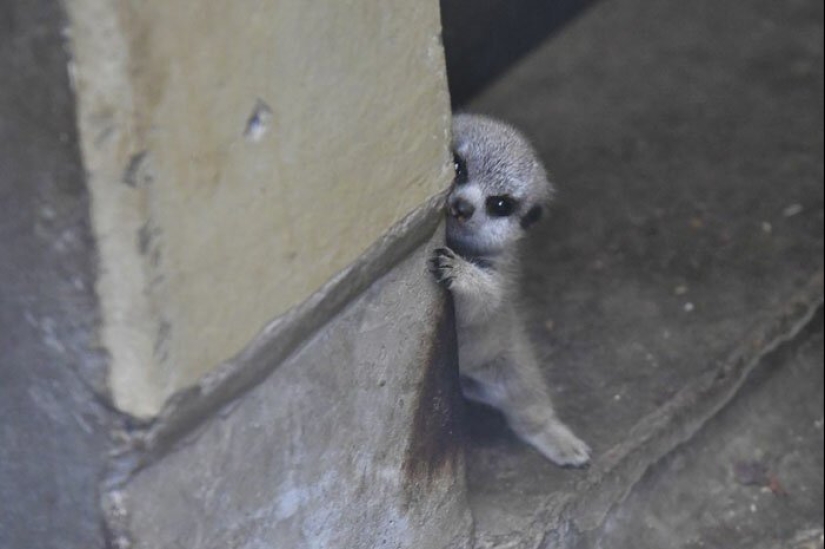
[453,152,468,185]
[485,195,517,217]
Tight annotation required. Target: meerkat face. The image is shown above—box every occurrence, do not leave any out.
[446,114,553,258]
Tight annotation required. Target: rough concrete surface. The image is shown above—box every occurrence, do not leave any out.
[459,0,824,546]
[64,0,453,417]
[595,318,824,549]
[0,1,113,547]
[115,235,473,549]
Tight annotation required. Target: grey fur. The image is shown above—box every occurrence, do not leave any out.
[430,114,591,467]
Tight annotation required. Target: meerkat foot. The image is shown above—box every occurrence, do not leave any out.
[518,422,591,467]
[459,375,503,407]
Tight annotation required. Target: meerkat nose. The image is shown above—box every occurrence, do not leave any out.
[449,197,476,221]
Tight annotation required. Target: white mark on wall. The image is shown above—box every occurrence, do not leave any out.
[783,203,804,218]
[244,99,274,143]
[223,468,411,549]
[103,490,133,549]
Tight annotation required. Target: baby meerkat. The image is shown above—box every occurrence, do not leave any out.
[429,114,591,467]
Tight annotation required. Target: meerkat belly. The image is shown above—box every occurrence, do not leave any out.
[457,325,504,373]
[455,309,515,373]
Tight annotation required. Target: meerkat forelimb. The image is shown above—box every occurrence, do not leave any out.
[428,113,591,467]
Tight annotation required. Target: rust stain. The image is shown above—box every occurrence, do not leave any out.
[402,295,464,503]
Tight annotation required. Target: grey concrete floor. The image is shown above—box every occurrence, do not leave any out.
[596,318,824,549]
[459,0,824,546]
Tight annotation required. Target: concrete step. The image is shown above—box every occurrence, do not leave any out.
[593,320,823,549]
[460,0,824,546]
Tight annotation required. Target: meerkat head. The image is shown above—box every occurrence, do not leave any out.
[446,114,553,259]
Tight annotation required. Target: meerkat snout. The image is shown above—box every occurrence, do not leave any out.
[448,196,475,222]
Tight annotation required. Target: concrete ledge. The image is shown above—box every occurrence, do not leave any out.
[106,222,474,549]
[590,312,824,547]
[562,274,823,547]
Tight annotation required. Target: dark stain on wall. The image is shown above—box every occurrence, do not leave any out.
[402,295,465,502]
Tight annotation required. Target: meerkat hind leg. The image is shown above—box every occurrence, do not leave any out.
[465,353,591,467]
[460,375,495,406]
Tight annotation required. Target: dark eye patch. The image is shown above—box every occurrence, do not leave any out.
[453,152,468,185]
[485,195,517,217]
[520,205,543,229]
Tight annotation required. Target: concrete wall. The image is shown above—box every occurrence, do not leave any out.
[65,0,453,418]
[0,1,111,546]
[1,0,469,547]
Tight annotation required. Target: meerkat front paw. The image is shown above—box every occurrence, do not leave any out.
[520,422,592,468]
[428,247,458,289]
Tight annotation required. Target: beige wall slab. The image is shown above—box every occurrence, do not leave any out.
[64,0,452,417]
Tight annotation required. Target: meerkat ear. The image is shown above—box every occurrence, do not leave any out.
[520,205,543,229]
